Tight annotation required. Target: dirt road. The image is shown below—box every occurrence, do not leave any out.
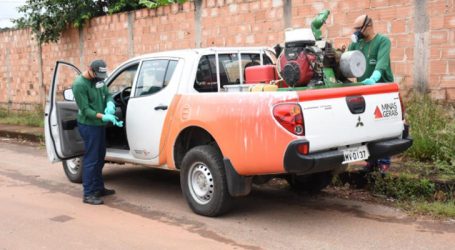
[0,140,453,250]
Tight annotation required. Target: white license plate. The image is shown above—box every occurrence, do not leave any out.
[342,145,370,164]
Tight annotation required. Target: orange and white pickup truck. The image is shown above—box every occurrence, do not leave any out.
[45,46,412,216]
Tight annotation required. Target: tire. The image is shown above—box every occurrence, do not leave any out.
[62,157,83,183]
[287,171,333,193]
[180,145,232,217]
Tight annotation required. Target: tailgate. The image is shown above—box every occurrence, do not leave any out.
[298,84,404,152]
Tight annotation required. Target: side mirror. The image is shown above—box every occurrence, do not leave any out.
[63,89,75,101]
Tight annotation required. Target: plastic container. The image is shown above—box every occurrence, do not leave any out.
[223,84,251,92]
[249,84,278,92]
[223,84,278,92]
[245,65,278,84]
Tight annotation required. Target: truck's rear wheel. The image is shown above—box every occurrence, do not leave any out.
[287,171,333,193]
[180,145,231,217]
[63,157,83,183]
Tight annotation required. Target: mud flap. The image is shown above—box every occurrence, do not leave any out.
[223,158,252,197]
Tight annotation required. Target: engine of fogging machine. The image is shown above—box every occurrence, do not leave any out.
[277,28,367,88]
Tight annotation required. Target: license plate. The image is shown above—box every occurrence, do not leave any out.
[342,145,370,164]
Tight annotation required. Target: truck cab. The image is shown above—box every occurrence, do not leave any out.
[45,47,275,180]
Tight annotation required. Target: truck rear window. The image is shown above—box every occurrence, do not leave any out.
[194,53,272,93]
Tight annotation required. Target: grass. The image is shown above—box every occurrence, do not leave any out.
[389,158,455,183]
[0,106,44,127]
[399,200,455,218]
[369,172,436,201]
[335,170,455,218]
[404,93,455,170]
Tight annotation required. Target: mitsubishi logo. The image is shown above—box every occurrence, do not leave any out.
[356,116,364,127]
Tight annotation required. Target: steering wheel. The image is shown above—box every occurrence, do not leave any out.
[119,86,132,106]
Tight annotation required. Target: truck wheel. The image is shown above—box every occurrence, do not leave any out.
[63,157,83,183]
[286,171,333,193]
[180,145,232,217]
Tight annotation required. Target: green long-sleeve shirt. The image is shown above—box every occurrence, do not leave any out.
[348,33,394,83]
[72,75,113,126]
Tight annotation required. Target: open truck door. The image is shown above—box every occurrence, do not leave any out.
[44,61,84,165]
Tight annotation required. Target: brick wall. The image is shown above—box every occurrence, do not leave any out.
[0,0,454,110]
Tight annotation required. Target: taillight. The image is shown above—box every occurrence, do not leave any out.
[399,93,405,121]
[273,104,305,135]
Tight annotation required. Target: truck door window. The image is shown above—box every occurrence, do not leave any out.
[55,65,81,102]
[193,52,274,93]
[194,55,218,92]
[135,59,177,97]
[164,60,178,87]
[108,64,139,93]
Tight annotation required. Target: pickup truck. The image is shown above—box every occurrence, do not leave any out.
[45,47,412,216]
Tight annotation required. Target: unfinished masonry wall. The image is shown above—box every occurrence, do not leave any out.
[0,0,454,110]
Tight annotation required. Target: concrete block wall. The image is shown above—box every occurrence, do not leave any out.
[0,0,454,111]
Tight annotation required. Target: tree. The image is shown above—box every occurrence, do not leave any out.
[13,0,187,44]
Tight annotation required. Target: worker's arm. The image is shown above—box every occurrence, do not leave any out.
[104,84,113,104]
[362,38,391,84]
[374,37,392,76]
[103,84,116,115]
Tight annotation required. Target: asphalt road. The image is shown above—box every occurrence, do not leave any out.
[0,140,454,250]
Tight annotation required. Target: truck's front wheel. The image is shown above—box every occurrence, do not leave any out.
[180,145,232,217]
[63,157,83,183]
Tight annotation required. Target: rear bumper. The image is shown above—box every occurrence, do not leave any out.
[284,135,413,174]
[367,138,413,159]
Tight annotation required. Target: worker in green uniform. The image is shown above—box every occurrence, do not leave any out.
[72,60,123,205]
[348,14,394,84]
[348,15,393,172]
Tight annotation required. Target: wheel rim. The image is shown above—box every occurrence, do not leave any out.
[188,162,214,205]
[66,158,81,175]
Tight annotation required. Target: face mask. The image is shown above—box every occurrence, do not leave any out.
[351,30,364,43]
[352,16,370,43]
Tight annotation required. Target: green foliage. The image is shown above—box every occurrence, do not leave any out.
[370,173,436,200]
[107,0,142,13]
[0,107,44,127]
[404,93,455,169]
[139,0,186,9]
[401,200,455,218]
[13,0,188,44]
[14,0,102,44]
[399,160,455,181]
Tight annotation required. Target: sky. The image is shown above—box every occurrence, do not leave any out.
[0,0,26,28]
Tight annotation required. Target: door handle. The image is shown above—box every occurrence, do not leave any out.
[154,105,168,111]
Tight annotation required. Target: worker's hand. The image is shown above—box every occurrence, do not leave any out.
[102,113,123,127]
[104,101,116,115]
[361,70,382,85]
[361,78,376,85]
[113,120,124,128]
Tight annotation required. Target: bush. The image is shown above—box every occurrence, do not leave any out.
[404,93,455,171]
